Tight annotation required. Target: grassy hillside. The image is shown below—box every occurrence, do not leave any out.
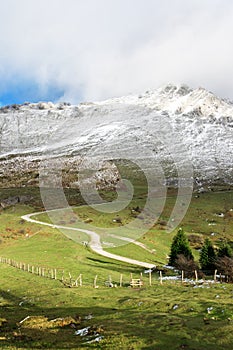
[1,262,233,349]
[0,188,233,349]
[31,189,233,265]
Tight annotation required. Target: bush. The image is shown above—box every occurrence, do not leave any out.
[215,256,233,282]
[174,254,201,278]
[218,242,233,258]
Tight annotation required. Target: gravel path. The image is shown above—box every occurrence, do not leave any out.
[22,211,155,269]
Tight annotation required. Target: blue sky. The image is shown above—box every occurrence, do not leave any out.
[0,81,65,107]
[0,0,233,106]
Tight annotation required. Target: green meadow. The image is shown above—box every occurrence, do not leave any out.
[0,186,233,349]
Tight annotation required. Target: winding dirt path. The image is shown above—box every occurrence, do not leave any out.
[21,211,155,269]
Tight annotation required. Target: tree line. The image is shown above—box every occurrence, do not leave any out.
[169,228,233,282]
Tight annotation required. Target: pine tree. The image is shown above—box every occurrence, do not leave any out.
[218,242,233,258]
[169,228,194,266]
[199,238,216,271]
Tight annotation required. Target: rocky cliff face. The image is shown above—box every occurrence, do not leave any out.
[0,84,232,190]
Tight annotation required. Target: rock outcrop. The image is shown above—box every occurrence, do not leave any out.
[0,84,232,190]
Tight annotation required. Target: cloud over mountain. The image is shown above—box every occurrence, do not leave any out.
[0,0,233,103]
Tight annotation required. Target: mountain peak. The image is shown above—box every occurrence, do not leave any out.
[96,83,232,118]
[158,83,193,97]
[120,83,233,118]
[0,82,232,190]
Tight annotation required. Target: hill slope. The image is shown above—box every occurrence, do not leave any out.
[0,84,232,189]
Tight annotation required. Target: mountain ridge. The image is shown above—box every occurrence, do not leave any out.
[0,84,232,190]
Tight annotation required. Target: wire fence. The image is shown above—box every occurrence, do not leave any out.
[0,256,153,288]
[0,256,222,288]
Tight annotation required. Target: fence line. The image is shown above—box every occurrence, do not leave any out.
[0,257,220,287]
[0,256,82,286]
[0,256,153,288]
[0,256,62,279]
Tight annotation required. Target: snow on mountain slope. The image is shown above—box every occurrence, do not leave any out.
[97,83,233,118]
[0,84,232,189]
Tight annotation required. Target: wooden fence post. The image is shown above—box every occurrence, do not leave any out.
[195,270,198,282]
[181,270,184,283]
[94,275,98,288]
[75,274,82,287]
[75,276,78,287]
[214,269,217,282]
[80,274,82,287]
[120,274,123,287]
[149,271,152,286]
[160,271,163,285]
[108,275,112,286]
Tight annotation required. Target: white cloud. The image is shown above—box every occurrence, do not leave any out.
[0,0,233,102]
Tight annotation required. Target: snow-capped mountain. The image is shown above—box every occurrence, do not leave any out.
[0,83,232,189]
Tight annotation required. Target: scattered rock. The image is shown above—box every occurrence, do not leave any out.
[112,217,122,224]
[0,195,33,208]
[74,325,104,344]
[38,102,54,110]
[84,218,93,224]
[84,314,93,320]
